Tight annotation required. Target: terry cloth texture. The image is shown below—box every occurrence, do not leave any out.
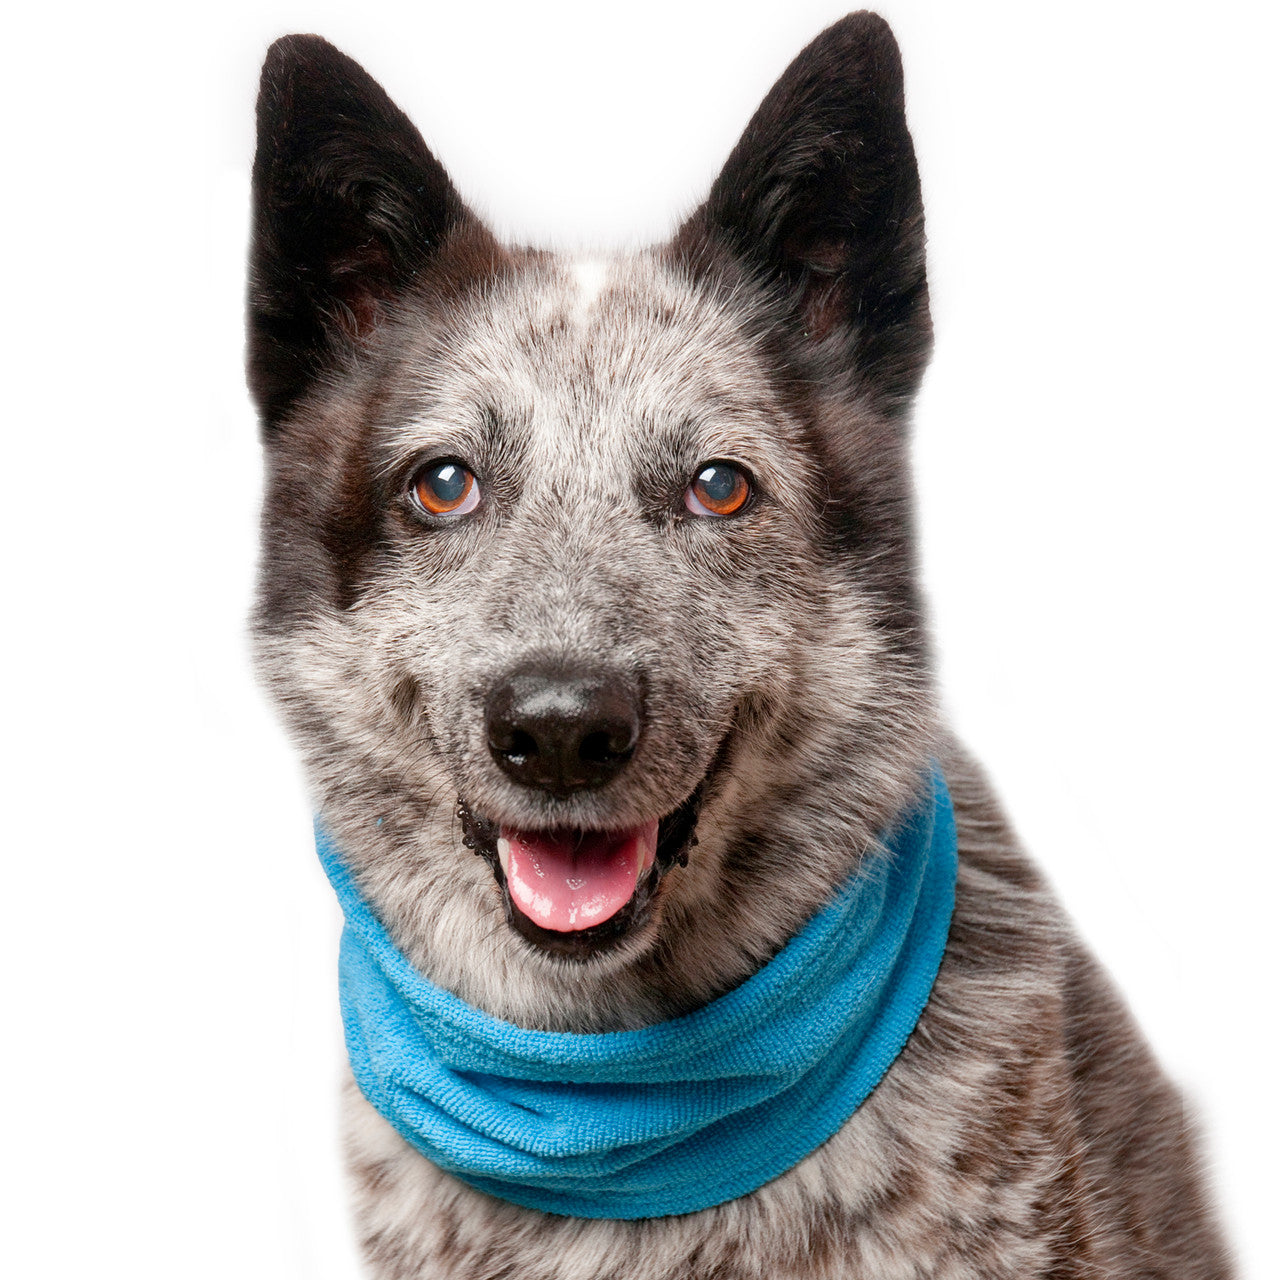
[315,764,958,1219]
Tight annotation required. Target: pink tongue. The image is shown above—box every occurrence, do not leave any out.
[500,821,659,932]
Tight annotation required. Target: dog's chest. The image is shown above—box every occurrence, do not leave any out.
[341,1073,1064,1280]
[339,896,1080,1280]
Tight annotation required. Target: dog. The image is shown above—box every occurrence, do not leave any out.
[247,13,1233,1277]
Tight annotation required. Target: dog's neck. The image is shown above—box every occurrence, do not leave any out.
[316,764,957,1217]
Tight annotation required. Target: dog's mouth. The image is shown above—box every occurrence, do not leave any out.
[457,788,703,960]
[501,823,659,931]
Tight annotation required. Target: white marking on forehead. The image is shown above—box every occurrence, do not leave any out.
[568,258,611,328]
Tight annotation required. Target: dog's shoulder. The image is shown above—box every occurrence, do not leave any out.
[909,741,1235,1277]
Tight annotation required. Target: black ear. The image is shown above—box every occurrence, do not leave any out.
[682,12,930,419]
[248,35,474,426]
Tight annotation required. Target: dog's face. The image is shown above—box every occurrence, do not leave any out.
[250,15,938,1024]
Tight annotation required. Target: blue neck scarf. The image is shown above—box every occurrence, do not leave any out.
[315,765,957,1220]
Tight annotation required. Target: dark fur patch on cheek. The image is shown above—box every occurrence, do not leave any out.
[324,489,386,611]
[257,398,392,622]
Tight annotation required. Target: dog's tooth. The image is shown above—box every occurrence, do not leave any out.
[497,837,510,876]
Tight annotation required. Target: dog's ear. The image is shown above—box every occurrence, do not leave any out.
[678,12,930,420]
[248,35,479,427]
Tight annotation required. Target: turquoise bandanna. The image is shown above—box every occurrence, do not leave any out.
[315,764,957,1219]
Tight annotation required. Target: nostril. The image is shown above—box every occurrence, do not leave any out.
[578,728,636,766]
[502,728,539,764]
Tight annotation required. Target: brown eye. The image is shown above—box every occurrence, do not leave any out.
[685,462,751,518]
[411,461,480,517]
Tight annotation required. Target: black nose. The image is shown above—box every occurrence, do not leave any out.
[485,663,642,794]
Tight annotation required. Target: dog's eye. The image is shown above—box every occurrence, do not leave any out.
[410,461,480,517]
[685,462,752,518]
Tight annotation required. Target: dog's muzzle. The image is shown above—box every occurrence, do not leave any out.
[459,659,726,959]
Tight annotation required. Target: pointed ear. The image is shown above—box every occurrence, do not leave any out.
[679,13,930,419]
[248,35,479,426]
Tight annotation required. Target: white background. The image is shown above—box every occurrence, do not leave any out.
[4,1,1276,1275]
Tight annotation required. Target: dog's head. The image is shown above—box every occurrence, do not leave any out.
[249,14,938,1026]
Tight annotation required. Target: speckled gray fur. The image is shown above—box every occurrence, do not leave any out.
[248,14,1233,1277]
